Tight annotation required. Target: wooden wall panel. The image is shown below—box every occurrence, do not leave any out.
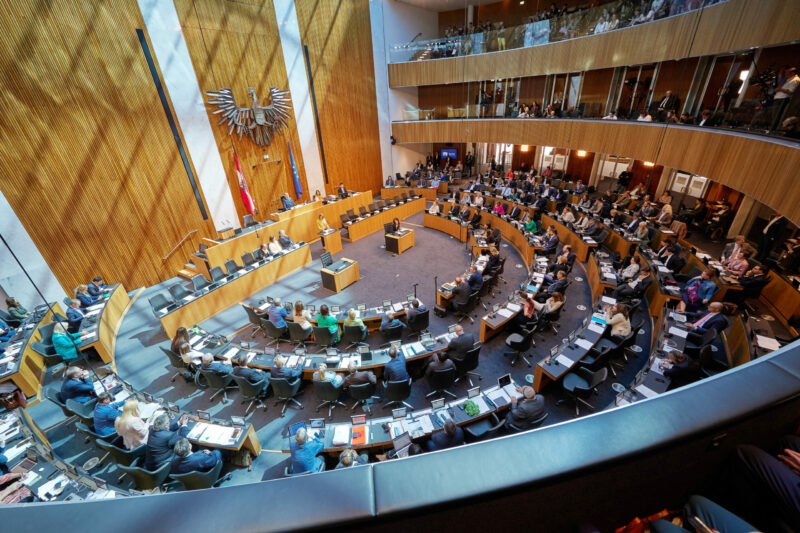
[438,7,468,35]
[393,120,800,226]
[651,57,698,115]
[295,0,383,196]
[566,151,595,182]
[580,68,614,117]
[475,0,587,28]
[0,0,216,292]
[389,0,798,88]
[176,0,311,221]
[418,83,472,119]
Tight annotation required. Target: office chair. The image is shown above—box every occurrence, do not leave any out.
[45,387,74,419]
[168,283,192,302]
[95,440,145,482]
[504,327,535,367]
[340,214,351,227]
[36,322,58,346]
[312,326,337,351]
[66,398,99,428]
[506,412,548,433]
[148,293,173,314]
[349,382,380,414]
[426,367,457,399]
[346,208,358,221]
[160,346,190,382]
[242,305,266,338]
[224,259,240,277]
[209,266,226,283]
[314,380,346,417]
[0,309,20,328]
[75,421,119,456]
[197,370,236,402]
[383,378,413,410]
[243,214,256,228]
[341,325,367,350]
[231,375,268,414]
[284,459,324,476]
[171,459,230,491]
[463,413,503,443]
[393,195,401,205]
[579,345,615,377]
[31,341,62,368]
[557,367,608,416]
[368,202,378,213]
[454,345,482,386]
[537,305,563,337]
[358,206,368,218]
[406,310,430,340]
[452,291,479,324]
[241,252,256,268]
[118,458,172,491]
[380,324,404,346]
[191,274,209,292]
[699,344,728,377]
[287,321,312,348]
[270,377,303,416]
[261,318,288,348]
[401,193,409,202]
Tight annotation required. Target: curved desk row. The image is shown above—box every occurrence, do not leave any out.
[0,305,62,399]
[380,186,440,202]
[342,197,425,242]
[79,284,131,365]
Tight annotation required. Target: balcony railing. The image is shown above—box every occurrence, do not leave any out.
[389,0,728,64]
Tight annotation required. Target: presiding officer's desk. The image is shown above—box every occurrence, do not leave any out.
[77,283,130,365]
[156,243,312,337]
[0,304,62,400]
[343,197,425,242]
[202,192,371,269]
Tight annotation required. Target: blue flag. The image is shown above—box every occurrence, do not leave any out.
[289,142,302,199]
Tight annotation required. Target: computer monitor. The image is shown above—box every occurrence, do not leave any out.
[392,407,406,419]
[310,418,325,429]
[448,325,456,334]
[431,398,445,410]
[308,305,316,314]
[331,305,340,314]
[407,294,415,302]
[497,373,512,388]
[550,346,559,357]
[197,410,210,421]
[230,416,246,427]
[382,300,391,310]
[357,303,366,312]
[468,386,480,398]
[390,340,402,350]
[351,414,367,426]
[392,432,412,451]
[326,348,338,356]
[295,347,306,356]
[420,333,433,345]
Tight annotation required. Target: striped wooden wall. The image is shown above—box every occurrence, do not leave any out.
[295,0,383,196]
[175,0,312,222]
[0,0,215,292]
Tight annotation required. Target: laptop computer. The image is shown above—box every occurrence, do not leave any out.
[230,416,246,427]
[497,373,518,400]
[431,398,445,411]
[359,345,372,362]
[351,414,367,426]
[196,410,211,421]
[467,386,480,398]
[392,407,407,419]
[392,432,412,454]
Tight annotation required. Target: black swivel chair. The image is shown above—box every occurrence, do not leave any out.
[31,341,62,368]
[191,275,209,292]
[231,375,268,414]
[168,283,193,302]
[148,293,173,314]
[243,214,256,227]
[242,304,266,338]
[312,326,337,351]
[45,388,74,419]
[453,291,479,324]
[383,378,413,410]
[537,305,563,336]
[557,367,608,416]
[209,266,226,283]
[454,345,482,386]
[241,252,256,269]
[287,322,312,348]
[66,398,99,427]
[463,413,504,443]
[160,346,189,382]
[507,412,549,433]
[699,344,728,377]
[426,367,457,399]
[118,458,172,491]
[359,206,368,218]
[504,327,535,367]
[341,325,367,350]
[380,324,404,346]
[95,440,146,482]
[579,345,615,377]
[270,377,303,416]
[406,310,430,340]
[197,370,236,402]
[346,208,358,221]
[315,380,345,417]
[261,318,288,347]
[340,214,351,227]
[224,259,240,277]
[171,460,229,491]
[349,382,380,414]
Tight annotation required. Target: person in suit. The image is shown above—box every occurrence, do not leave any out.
[625,215,642,234]
[721,235,746,265]
[380,311,405,332]
[545,255,570,283]
[486,247,501,273]
[467,266,483,292]
[52,323,85,361]
[66,299,85,334]
[685,302,728,345]
[278,230,293,248]
[425,352,455,377]
[255,242,270,260]
[613,267,653,300]
[290,427,324,473]
[60,366,96,403]
[114,399,149,450]
[233,352,268,394]
[87,277,106,298]
[459,205,471,220]
[343,361,376,388]
[75,284,99,308]
[427,419,464,451]
[383,346,409,383]
[145,414,190,471]
[541,228,560,254]
[662,245,686,274]
[170,438,222,475]
[93,392,124,436]
[560,245,577,269]
[505,386,546,432]
[406,299,427,323]
[507,204,522,220]
[533,195,548,210]
[448,202,460,217]
[469,210,482,228]
[451,276,471,308]
[270,354,302,381]
[337,182,348,199]
[537,271,568,301]
[446,324,475,362]
[280,192,296,210]
[201,353,232,375]
[655,90,680,121]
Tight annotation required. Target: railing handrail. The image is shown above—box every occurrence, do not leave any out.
[162,230,198,262]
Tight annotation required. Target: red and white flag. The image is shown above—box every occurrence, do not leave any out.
[234,152,255,215]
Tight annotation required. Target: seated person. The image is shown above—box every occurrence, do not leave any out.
[612,267,653,300]
[488,225,502,245]
[268,297,289,329]
[342,308,367,335]
[469,210,482,228]
[317,213,330,232]
[459,206,471,220]
[383,346,409,383]
[662,245,686,274]
[635,219,650,246]
[661,351,699,391]
[560,245,577,269]
[541,228,560,254]
[507,204,522,220]
[52,323,87,361]
[293,302,314,337]
[428,199,440,215]
[560,207,575,224]
[676,270,718,313]
[425,352,455,377]
[313,189,324,202]
[380,311,405,332]
[450,276,471,308]
[145,414,190,471]
[472,192,484,208]
[492,202,505,216]
[467,265,483,292]
[114,399,149,450]
[504,386,546,432]
[75,284,99,308]
[60,366,96,403]
[578,194,592,209]
[654,204,673,226]
[267,235,282,255]
[391,217,401,233]
[486,247,501,273]
[724,248,751,278]
[650,494,757,533]
[233,352,268,391]
[406,299,427,323]
[255,242,270,260]
[533,291,564,315]
[545,255,569,283]
[510,292,538,333]
[343,361,376,388]
[313,363,344,388]
[536,271,567,301]
[93,392,124,436]
[575,213,590,231]
[448,202,460,217]
[5,298,28,321]
[427,419,464,451]
[270,354,301,381]
[177,341,202,374]
[170,327,191,354]
[724,265,768,304]
[610,209,626,226]
[316,304,340,342]
[617,255,641,283]
[521,214,537,234]
[278,230,293,248]
[200,352,232,375]
[720,235,746,265]
[684,302,728,345]
[87,277,106,297]
[170,438,223,475]
[446,324,475,362]
[291,427,325,473]
[281,192,296,210]
[604,302,632,344]
[625,215,642,234]
[65,299,85,333]
[581,219,602,237]
[336,448,369,469]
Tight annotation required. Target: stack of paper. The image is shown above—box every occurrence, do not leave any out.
[601,296,616,305]
[189,335,203,346]
[417,415,434,434]
[507,303,521,313]
[332,425,351,446]
[635,384,658,398]
[497,308,514,319]
[556,354,574,367]
[187,423,209,440]
[575,338,594,350]
[756,335,780,351]
[669,312,687,322]
[588,322,605,334]
[668,327,688,338]
[221,347,239,360]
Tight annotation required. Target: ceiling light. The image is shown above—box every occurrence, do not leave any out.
[520,145,529,152]
[576,150,586,157]
[643,161,655,167]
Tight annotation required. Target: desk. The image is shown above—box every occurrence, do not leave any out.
[381,187,438,201]
[0,305,62,399]
[158,244,312,337]
[320,230,342,255]
[386,230,414,255]
[532,318,606,392]
[79,284,130,365]
[270,200,321,222]
[343,198,425,242]
[321,259,360,293]
[423,213,467,242]
[541,214,595,263]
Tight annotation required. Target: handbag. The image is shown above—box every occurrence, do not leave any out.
[0,389,26,410]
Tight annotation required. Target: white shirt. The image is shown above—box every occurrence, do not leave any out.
[775,74,800,100]
[621,262,640,280]
[268,241,283,254]
[637,115,653,122]
[561,211,575,223]
[294,309,313,330]
[429,203,440,215]
[763,216,783,234]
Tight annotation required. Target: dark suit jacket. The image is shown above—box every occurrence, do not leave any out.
[270,366,302,381]
[384,357,409,382]
[508,206,521,220]
[452,282,471,306]
[145,423,189,471]
[542,235,560,252]
[447,332,475,361]
[534,197,548,209]
[505,396,546,430]
[76,293,96,308]
[344,370,376,387]
[664,254,686,273]
[233,366,266,384]
[688,311,729,336]
[468,272,483,292]
[87,283,104,297]
[61,377,96,403]
[202,362,232,376]
[486,254,501,272]
[170,449,221,475]
[546,278,568,295]
[425,357,455,377]
[427,427,465,451]
[66,307,84,332]
[407,306,428,322]
[337,186,348,199]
